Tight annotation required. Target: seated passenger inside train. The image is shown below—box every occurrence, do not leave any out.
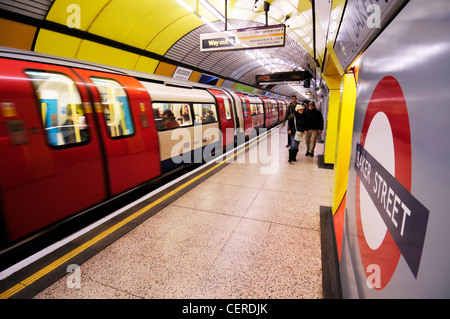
[204,110,215,123]
[162,109,180,129]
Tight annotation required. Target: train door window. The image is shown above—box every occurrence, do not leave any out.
[193,103,217,124]
[90,77,135,138]
[250,103,257,116]
[152,102,193,130]
[25,70,89,147]
[241,98,249,117]
[219,94,232,120]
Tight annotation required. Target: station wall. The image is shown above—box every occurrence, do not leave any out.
[339,0,450,298]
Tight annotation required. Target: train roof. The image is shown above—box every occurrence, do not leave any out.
[139,80,215,103]
[0,46,208,90]
[0,46,126,75]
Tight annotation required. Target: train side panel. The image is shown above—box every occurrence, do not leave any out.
[0,59,107,242]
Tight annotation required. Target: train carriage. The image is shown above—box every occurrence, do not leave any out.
[0,47,282,247]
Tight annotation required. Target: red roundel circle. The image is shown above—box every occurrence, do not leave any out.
[355,76,412,290]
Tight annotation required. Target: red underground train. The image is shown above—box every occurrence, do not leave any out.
[0,47,287,250]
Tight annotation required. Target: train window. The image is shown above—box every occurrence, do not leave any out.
[152,102,193,131]
[219,94,232,120]
[25,70,89,147]
[193,103,217,124]
[250,103,263,116]
[90,77,135,138]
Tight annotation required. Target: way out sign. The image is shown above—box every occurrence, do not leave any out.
[200,25,285,52]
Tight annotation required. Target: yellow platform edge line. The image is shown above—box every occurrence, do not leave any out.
[0,128,277,299]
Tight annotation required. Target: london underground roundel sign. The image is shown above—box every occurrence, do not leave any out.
[354,76,429,290]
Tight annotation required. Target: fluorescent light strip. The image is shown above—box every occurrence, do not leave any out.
[198,0,225,22]
[175,0,194,13]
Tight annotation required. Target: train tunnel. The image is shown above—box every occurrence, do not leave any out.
[0,0,449,300]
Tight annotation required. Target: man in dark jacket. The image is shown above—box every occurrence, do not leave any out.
[282,95,298,147]
[304,101,323,157]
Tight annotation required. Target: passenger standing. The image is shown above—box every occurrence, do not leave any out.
[283,95,298,147]
[153,108,164,130]
[287,105,307,163]
[304,101,323,157]
[61,107,75,144]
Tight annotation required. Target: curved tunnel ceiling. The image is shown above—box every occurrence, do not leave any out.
[0,0,347,98]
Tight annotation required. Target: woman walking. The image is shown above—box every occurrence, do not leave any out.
[287,105,307,163]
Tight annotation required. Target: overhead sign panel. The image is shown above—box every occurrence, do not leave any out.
[334,0,408,70]
[256,71,312,85]
[200,24,286,52]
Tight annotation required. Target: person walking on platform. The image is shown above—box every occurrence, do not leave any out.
[283,95,298,147]
[287,105,307,163]
[304,101,323,157]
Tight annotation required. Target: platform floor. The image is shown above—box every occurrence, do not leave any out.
[33,126,334,299]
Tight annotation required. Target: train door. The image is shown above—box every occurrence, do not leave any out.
[0,59,107,242]
[74,69,160,196]
[271,99,279,125]
[277,99,287,122]
[235,93,253,137]
[262,97,272,128]
[207,89,234,148]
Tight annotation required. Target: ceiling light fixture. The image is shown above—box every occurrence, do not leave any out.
[283,14,290,25]
[176,0,222,31]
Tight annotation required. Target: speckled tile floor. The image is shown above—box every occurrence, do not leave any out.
[33,127,334,299]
